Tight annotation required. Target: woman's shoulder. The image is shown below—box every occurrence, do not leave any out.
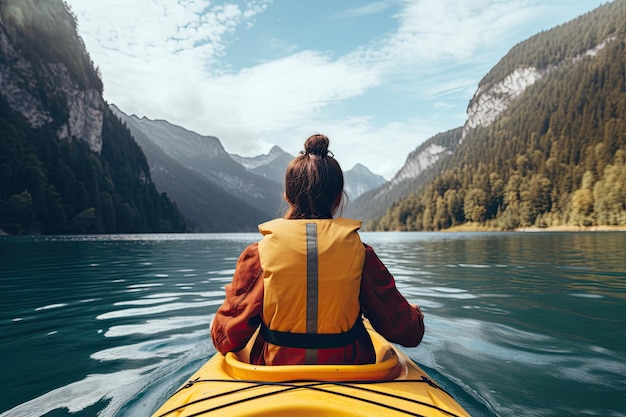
[361,244,385,265]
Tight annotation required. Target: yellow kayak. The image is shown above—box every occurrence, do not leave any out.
[152,322,471,417]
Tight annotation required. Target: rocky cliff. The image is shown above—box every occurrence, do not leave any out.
[0,0,186,234]
[389,143,451,187]
[0,0,104,153]
[463,34,618,141]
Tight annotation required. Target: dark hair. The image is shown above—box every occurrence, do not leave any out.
[284,134,344,219]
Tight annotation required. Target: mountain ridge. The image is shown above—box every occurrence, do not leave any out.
[113,103,389,229]
[111,105,284,230]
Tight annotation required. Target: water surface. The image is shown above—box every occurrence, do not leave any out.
[1,232,624,416]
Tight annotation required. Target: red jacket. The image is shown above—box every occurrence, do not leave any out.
[211,243,424,365]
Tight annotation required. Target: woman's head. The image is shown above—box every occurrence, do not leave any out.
[284,134,345,219]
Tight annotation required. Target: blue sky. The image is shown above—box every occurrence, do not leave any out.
[64,0,611,179]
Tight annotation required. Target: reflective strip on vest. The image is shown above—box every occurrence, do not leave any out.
[305,223,317,363]
[306,223,318,335]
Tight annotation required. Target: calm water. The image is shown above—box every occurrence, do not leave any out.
[0,232,624,417]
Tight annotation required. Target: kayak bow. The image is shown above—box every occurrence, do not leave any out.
[152,321,471,417]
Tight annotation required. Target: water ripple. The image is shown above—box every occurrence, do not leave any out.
[114,297,179,306]
[105,316,209,337]
[96,300,222,320]
[94,329,209,361]
[0,364,163,417]
[34,303,67,311]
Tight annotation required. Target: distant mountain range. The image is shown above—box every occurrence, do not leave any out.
[110,105,276,231]
[230,146,293,184]
[231,146,387,202]
[112,106,386,231]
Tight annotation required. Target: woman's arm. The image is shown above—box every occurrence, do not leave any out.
[211,243,264,353]
[359,244,425,347]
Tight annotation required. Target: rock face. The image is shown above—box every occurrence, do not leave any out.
[0,29,52,128]
[47,64,104,153]
[462,36,616,142]
[390,143,451,187]
[345,128,461,222]
[463,67,543,138]
[0,0,104,153]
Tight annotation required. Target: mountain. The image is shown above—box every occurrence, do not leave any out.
[369,0,626,231]
[111,106,283,230]
[111,106,274,232]
[345,128,461,222]
[231,146,293,184]
[114,111,388,229]
[343,164,387,202]
[232,147,386,200]
[0,0,186,234]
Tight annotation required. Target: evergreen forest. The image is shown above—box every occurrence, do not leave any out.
[0,98,187,234]
[370,2,626,231]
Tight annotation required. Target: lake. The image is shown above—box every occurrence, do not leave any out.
[1,231,624,416]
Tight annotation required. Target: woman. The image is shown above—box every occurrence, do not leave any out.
[211,134,424,365]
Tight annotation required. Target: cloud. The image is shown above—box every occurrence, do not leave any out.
[67,0,270,62]
[353,0,543,73]
[211,51,381,127]
[198,0,537,139]
[247,111,451,182]
[123,49,384,157]
[65,0,607,179]
[331,1,392,19]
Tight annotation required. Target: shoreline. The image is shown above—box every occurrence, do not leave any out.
[514,225,626,232]
[442,223,626,232]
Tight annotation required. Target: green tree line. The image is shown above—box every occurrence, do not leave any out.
[0,97,187,235]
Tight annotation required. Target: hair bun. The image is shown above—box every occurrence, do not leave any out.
[304,134,330,157]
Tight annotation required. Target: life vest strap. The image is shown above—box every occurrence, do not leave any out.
[260,318,366,349]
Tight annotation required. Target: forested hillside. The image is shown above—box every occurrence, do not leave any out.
[346,127,461,222]
[0,0,186,234]
[0,95,187,235]
[370,1,626,231]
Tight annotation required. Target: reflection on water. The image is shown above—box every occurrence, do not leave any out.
[0,232,624,417]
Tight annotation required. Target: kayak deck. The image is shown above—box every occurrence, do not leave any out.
[152,322,471,417]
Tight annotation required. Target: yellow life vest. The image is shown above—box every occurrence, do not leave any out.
[258,218,366,348]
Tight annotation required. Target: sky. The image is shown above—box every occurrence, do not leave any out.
[64,0,611,180]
